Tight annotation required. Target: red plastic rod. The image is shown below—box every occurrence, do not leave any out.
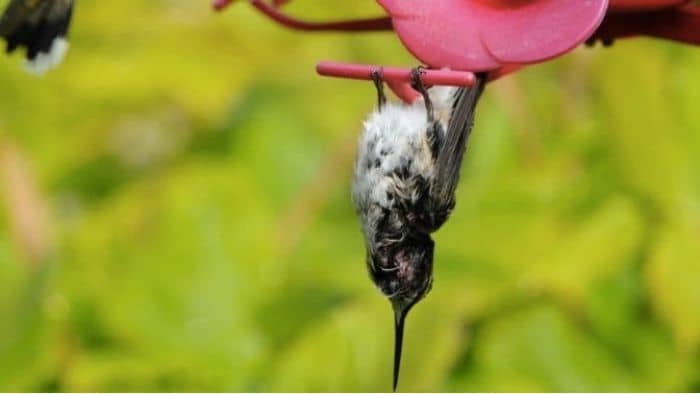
[317,62,479,104]
[317,62,476,87]
[213,0,235,11]
[215,0,393,31]
[214,0,290,11]
[250,0,392,31]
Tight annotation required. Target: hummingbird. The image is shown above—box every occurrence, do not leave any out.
[0,0,74,74]
[351,67,486,391]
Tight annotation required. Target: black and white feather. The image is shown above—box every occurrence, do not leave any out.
[352,80,485,303]
[0,0,74,74]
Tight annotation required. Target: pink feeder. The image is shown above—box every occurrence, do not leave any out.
[215,0,700,101]
[378,0,609,72]
[217,0,609,72]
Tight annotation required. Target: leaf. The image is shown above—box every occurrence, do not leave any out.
[453,303,639,392]
[646,216,700,353]
[534,197,645,304]
[595,42,694,212]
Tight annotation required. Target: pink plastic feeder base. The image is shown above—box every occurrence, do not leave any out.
[378,0,609,72]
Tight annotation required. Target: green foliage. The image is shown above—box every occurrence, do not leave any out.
[1,2,700,391]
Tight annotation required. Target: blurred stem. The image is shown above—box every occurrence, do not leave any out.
[0,139,54,266]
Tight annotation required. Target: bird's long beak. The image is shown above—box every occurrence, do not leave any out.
[392,300,417,392]
[393,307,406,392]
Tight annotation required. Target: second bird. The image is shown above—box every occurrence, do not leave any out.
[0,0,74,73]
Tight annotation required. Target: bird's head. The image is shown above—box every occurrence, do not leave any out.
[368,233,434,309]
[366,232,434,390]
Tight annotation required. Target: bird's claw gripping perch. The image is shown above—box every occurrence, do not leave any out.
[409,66,434,123]
[371,67,387,111]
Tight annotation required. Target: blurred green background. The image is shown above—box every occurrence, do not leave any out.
[0,1,699,392]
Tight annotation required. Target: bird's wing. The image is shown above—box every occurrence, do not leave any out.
[47,0,73,23]
[0,0,52,37]
[431,74,487,206]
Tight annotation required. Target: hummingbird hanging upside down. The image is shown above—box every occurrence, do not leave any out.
[0,0,74,74]
[351,67,486,391]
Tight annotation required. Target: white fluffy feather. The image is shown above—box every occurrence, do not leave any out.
[24,37,69,75]
[352,86,457,248]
